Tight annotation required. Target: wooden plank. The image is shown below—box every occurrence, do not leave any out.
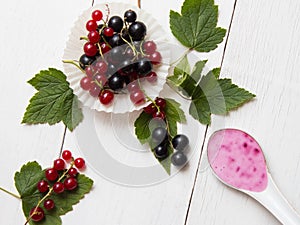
[61,0,236,224]
[0,0,90,224]
[187,0,300,224]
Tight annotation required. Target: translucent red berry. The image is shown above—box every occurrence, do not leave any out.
[86,20,98,31]
[74,158,86,169]
[148,51,162,65]
[84,42,98,57]
[130,89,146,105]
[64,177,78,191]
[94,60,108,74]
[152,111,165,119]
[143,103,157,114]
[53,182,64,194]
[62,150,72,161]
[155,97,166,109]
[44,199,55,210]
[45,168,58,181]
[103,27,114,37]
[37,180,49,193]
[88,31,100,44]
[85,66,95,78]
[68,167,78,177]
[92,10,103,21]
[146,71,157,83]
[99,90,114,105]
[80,76,92,91]
[53,159,65,171]
[29,207,44,222]
[100,42,111,54]
[143,41,157,54]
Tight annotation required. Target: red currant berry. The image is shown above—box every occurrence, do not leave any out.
[143,41,157,54]
[103,27,114,37]
[143,103,157,114]
[44,199,55,210]
[152,111,165,119]
[146,71,157,83]
[62,150,72,161]
[29,207,44,222]
[99,90,114,105]
[100,42,111,54]
[68,167,78,177]
[80,76,92,91]
[86,20,98,31]
[148,51,162,65]
[127,80,140,92]
[94,60,108,74]
[45,168,58,181]
[92,10,103,21]
[130,89,146,105]
[88,31,100,44]
[84,42,98,57]
[85,66,95,78]
[37,180,49,193]
[64,177,78,191]
[89,83,101,97]
[53,159,65,171]
[155,97,166,109]
[53,182,64,194]
[94,74,107,86]
[74,158,86,169]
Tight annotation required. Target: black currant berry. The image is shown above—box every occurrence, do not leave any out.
[171,151,187,166]
[172,134,189,151]
[79,54,96,69]
[152,127,167,144]
[119,59,134,74]
[108,46,126,64]
[154,144,168,159]
[108,16,124,33]
[108,73,125,90]
[121,29,131,42]
[107,63,117,75]
[135,58,152,76]
[128,21,147,41]
[124,10,137,23]
[109,33,125,47]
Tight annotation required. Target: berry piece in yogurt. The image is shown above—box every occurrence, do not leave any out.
[207,129,268,192]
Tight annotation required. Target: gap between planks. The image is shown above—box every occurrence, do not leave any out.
[183,0,238,224]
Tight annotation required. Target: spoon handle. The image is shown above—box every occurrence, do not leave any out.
[248,173,300,225]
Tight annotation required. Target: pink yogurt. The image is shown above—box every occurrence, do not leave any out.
[207,129,268,192]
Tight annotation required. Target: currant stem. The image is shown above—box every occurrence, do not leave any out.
[0,186,20,199]
[24,162,75,224]
[170,49,191,66]
[62,60,85,73]
[80,36,88,41]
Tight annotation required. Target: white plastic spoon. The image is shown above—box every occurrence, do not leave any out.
[207,128,300,225]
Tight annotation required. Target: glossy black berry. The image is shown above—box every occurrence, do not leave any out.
[135,58,152,76]
[108,16,124,33]
[154,144,168,159]
[172,134,189,151]
[109,33,125,47]
[108,46,126,64]
[79,54,96,69]
[121,29,131,42]
[107,63,117,75]
[171,151,187,166]
[120,59,134,74]
[124,10,137,23]
[152,127,167,144]
[128,21,147,41]
[108,73,125,90]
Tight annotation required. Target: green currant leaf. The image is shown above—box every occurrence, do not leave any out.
[190,73,256,124]
[134,111,152,144]
[170,0,226,52]
[22,68,83,131]
[165,98,186,138]
[14,161,93,225]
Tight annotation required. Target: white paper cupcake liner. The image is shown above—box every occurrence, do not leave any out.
[63,2,170,113]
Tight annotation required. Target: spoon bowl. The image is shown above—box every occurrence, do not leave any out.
[207,128,300,225]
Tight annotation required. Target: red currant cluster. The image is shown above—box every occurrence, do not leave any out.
[144,98,189,166]
[78,8,162,106]
[29,150,86,222]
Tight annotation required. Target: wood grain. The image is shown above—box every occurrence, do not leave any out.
[187,0,300,224]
